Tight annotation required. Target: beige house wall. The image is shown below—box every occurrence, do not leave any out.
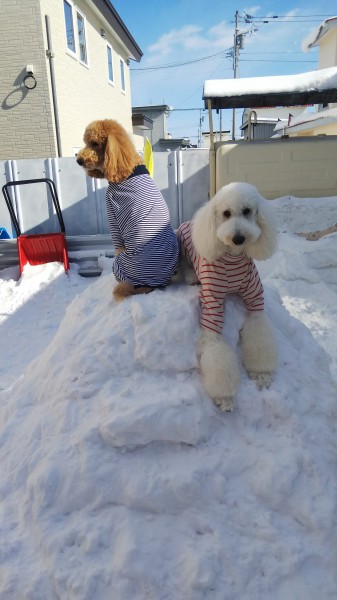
[317,29,337,69]
[0,0,56,159]
[294,122,337,137]
[316,27,337,110]
[214,137,337,199]
[0,0,137,159]
[133,131,147,153]
[40,0,133,156]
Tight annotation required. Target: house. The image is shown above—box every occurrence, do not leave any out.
[276,15,337,138]
[132,105,192,152]
[240,107,308,140]
[131,111,154,153]
[0,0,142,159]
[273,106,337,137]
[304,14,337,107]
[202,130,230,147]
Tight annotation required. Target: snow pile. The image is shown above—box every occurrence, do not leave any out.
[271,195,337,235]
[1,201,337,598]
[203,66,337,99]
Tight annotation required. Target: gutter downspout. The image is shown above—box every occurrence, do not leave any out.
[45,15,62,157]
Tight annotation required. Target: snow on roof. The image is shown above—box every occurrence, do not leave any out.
[273,106,337,134]
[302,15,337,51]
[203,67,337,100]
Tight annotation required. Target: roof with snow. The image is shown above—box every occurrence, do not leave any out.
[203,67,337,110]
[273,106,337,136]
[302,15,337,50]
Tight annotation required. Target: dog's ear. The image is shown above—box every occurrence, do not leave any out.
[192,198,222,261]
[246,198,278,260]
[104,132,132,182]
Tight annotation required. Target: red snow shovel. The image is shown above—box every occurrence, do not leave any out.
[2,178,69,274]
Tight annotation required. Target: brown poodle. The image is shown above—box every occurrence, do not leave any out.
[77,119,143,183]
[77,119,179,302]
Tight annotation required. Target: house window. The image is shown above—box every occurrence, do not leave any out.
[120,59,126,92]
[77,12,88,64]
[63,0,76,54]
[107,45,114,83]
[63,1,89,65]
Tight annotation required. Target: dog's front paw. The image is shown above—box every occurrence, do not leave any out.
[248,372,273,389]
[213,397,234,413]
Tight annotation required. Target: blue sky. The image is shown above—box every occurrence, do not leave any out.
[111,1,334,142]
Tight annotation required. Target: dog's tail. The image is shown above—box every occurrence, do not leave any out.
[113,281,153,302]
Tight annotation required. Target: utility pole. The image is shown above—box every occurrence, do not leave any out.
[232,10,239,141]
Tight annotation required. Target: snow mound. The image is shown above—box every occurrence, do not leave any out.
[1,267,337,599]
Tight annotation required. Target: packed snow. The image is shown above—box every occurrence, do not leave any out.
[0,194,337,599]
[203,66,337,99]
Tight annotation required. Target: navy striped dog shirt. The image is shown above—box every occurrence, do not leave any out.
[106,165,179,288]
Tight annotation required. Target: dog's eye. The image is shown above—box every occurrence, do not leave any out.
[223,210,231,219]
[242,208,251,216]
[91,141,99,148]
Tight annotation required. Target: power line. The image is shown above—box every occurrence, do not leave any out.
[169,108,206,111]
[242,14,332,18]
[244,51,317,54]
[131,49,231,72]
[131,11,324,74]
[247,20,331,24]
[239,12,332,24]
[240,59,316,63]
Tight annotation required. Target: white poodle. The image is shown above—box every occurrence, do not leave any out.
[177,182,278,412]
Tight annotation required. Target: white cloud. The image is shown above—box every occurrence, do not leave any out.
[148,25,203,57]
[243,6,261,17]
[147,21,234,62]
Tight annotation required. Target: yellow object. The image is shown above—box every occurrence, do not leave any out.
[143,137,153,178]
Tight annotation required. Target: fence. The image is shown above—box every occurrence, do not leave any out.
[1,138,337,271]
[0,150,210,239]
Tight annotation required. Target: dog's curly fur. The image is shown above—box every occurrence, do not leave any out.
[182,182,279,412]
[77,120,159,300]
[77,119,143,183]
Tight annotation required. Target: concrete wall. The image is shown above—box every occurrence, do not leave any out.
[214,136,337,199]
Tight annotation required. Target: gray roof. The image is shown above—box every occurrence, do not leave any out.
[92,0,143,61]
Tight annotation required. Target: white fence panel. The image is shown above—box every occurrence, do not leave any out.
[56,158,109,235]
[178,149,210,223]
[0,151,210,239]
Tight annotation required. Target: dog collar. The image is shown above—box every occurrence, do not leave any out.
[127,164,149,179]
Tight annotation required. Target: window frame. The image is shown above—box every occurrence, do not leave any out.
[76,8,89,67]
[107,43,114,85]
[63,0,77,58]
[120,58,126,93]
[63,0,89,67]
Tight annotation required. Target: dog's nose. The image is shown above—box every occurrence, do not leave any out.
[76,157,84,166]
[232,233,246,245]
